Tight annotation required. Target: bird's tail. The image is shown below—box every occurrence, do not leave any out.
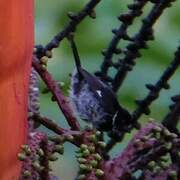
[69,37,82,75]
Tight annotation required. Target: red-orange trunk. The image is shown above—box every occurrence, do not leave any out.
[0,0,34,179]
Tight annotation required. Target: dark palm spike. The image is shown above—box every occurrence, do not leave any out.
[162,94,180,134]
[132,45,180,123]
[112,0,177,92]
[97,0,149,79]
[45,0,101,52]
[69,37,82,71]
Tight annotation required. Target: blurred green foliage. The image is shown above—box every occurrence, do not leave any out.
[35,1,180,179]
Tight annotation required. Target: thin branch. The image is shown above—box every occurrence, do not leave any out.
[32,115,67,135]
[32,56,80,130]
[112,0,176,92]
[35,0,101,59]
[33,115,82,137]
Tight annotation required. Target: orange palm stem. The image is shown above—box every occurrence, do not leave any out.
[0,0,34,179]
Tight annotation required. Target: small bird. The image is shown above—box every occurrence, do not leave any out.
[69,37,131,134]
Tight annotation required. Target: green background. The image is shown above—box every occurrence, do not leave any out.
[35,1,180,179]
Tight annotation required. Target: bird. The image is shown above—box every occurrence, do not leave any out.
[69,37,132,134]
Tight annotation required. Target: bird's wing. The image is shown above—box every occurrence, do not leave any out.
[79,68,120,113]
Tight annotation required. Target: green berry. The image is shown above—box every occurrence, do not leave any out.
[98,141,106,148]
[77,158,87,163]
[48,154,58,161]
[45,50,52,58]
[21,145,31,155]
[65,135,74,141]
[88,146,95,153]
[95,169,104,177]
[90,160,98,168]
[79,164,87,171]
[89,134,97,142]
[153,126,162,132]
[163,129,171,137]
[37,148,44,156]
[76,153,83,158]
[159,161,168,169]
[96,131,101,136]
[80,144,88,150]
[23,170,31,178]
[77,175,86,180]
[17,153,26,161]
[168,170,177,179]
[94,153,102,161]
[40,56,48,65]
[165,142,172,150]
[54,145,64,154]
[147,161,155,170]
[82,149,90,157]
[32,162,42,171]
